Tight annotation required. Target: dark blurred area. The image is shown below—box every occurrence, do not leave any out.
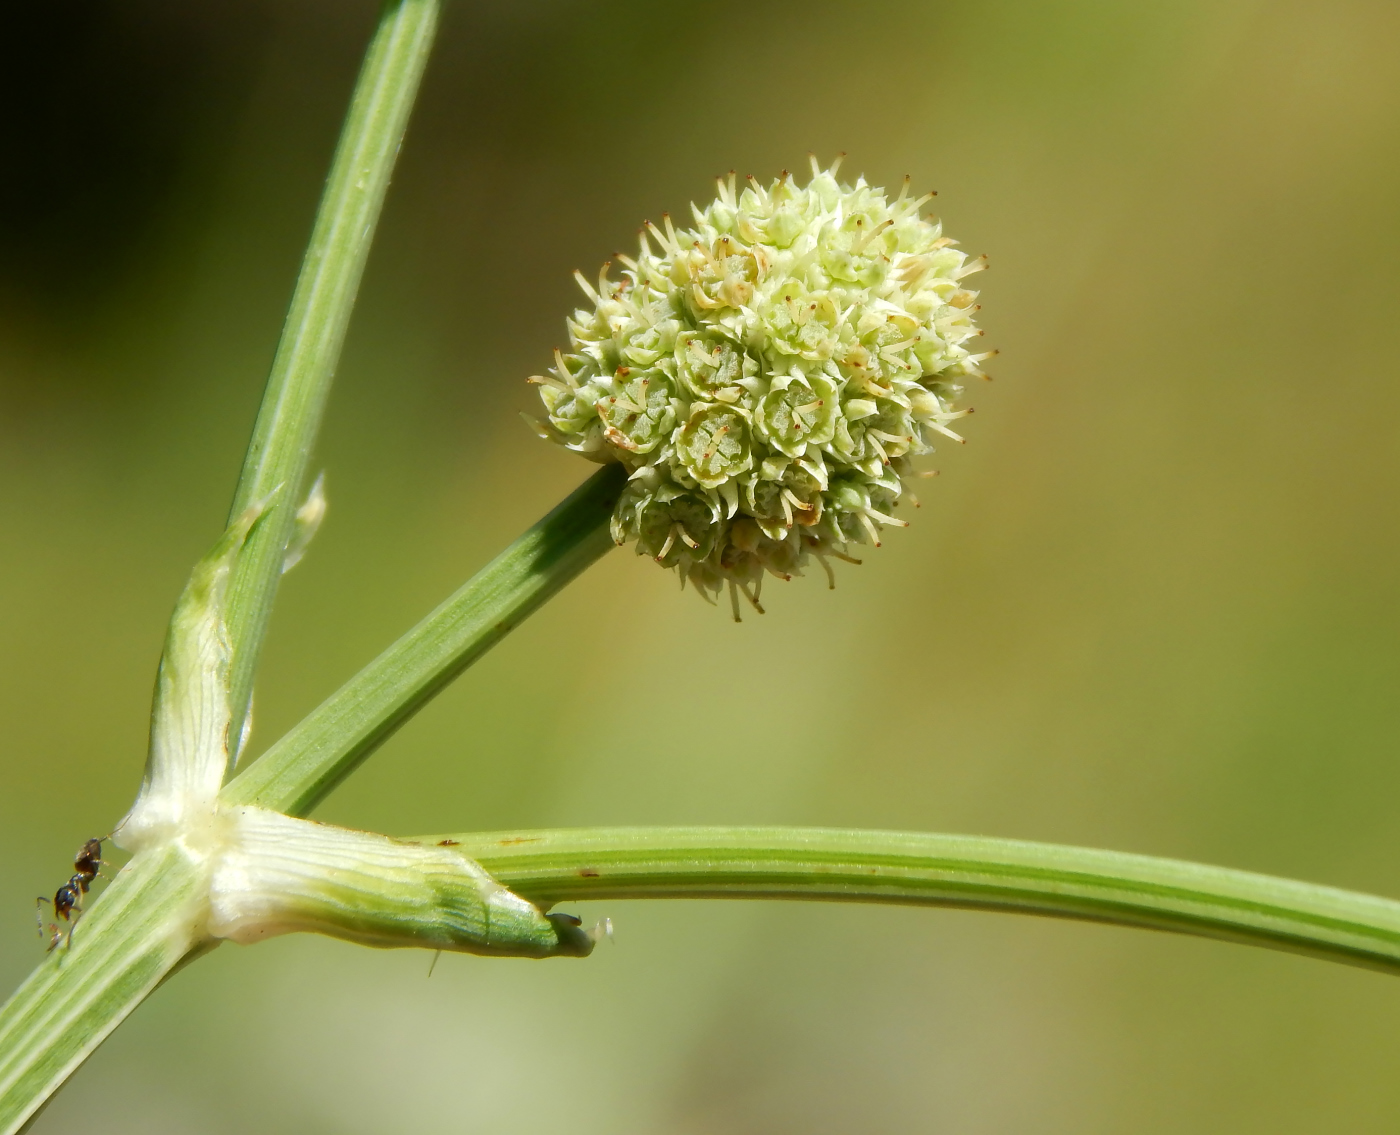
[3,1,1400,1132]
[0,3,267,355]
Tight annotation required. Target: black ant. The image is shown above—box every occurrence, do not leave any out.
[37,837,110,951]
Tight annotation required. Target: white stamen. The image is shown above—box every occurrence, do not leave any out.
[865,507,908,528]
[858,513,882,546]
[573,270,599,303]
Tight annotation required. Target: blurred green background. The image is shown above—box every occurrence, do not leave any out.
[4,0,1400,1130]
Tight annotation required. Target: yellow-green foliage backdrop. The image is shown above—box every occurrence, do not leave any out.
[3,1,1400,1131]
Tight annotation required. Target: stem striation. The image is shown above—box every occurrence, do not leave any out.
[431,826,1400,974]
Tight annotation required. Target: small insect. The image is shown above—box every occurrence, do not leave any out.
[36,879,82,952]
[72,837,106,893]
[36,836,111,952]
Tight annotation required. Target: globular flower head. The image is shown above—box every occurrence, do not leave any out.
[530,156,992,619]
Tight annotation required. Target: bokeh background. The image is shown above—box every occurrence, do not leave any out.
[3,0,1400,1130]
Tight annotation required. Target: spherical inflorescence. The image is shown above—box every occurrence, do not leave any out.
[529,156,991,619]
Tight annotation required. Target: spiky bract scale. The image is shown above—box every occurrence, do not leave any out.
[532,158,989,616]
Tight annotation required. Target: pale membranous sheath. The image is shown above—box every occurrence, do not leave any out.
[114,504,597,960]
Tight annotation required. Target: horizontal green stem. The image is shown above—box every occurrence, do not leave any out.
[223,464,626,816]
[0,847,208,1135]
[426,826,1400,975]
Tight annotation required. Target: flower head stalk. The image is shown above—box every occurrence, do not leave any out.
[531,156,991,618]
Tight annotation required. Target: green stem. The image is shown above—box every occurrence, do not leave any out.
[0,7,441,1130]
[0,847,208,1135]
[222,0,440,757]
[430,826,1400,974]
[223,464,625,817]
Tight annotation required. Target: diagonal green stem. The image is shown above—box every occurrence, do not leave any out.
[428,826,1400,974]
[222,0,440,759]
[0,848,209,1135]
[222,464,625,817]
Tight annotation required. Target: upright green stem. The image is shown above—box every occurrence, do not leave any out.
[436,826,1400,975]
[222,0,440,757]
[0,8,441,1130]
[223,464,625,817]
